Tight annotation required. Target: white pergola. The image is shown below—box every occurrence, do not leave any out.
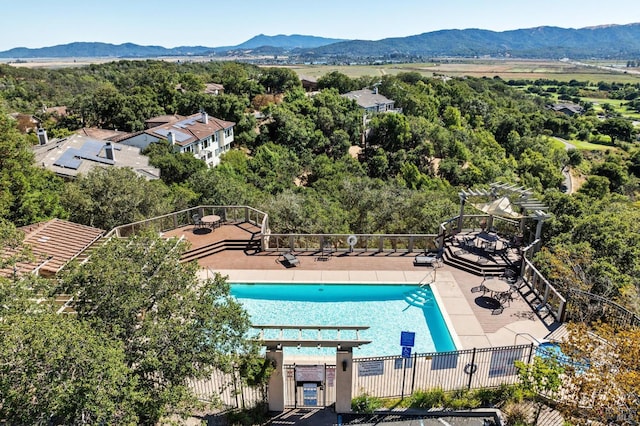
[458,182,552,244]
[255,324,371,413]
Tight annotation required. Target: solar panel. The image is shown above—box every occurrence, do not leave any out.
[54,150,83,170]
[81,152,114,165]
[154,128,191,142]
[172,131,191,142]
[78,139,104,156]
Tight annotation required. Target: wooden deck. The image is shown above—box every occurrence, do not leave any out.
[163,222,559,337]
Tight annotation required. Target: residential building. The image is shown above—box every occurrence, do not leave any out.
[0,219,104,278]
[300,76,318,92]
[342,87,399,114]
[76,127,130,141]
[547,102,584,116]
[119,112,235,167]
[204,83,225,95]
[32,133,161,180]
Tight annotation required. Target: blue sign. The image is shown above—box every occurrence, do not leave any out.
[400,331,415,347]
[402,346,412,359]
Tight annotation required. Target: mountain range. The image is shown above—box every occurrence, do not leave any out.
[1,24,639,60]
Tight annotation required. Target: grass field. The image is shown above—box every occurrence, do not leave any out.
[565,138,617,151]
[8,56,640,85]
[547,136,616,152]
[579,97,640,120]
[288,59,640,84]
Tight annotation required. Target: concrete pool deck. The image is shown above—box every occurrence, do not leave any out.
[164,222,559,355]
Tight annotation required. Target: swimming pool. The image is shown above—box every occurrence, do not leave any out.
[230,283,457,356]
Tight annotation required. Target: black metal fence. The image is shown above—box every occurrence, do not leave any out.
[352,344,535,399]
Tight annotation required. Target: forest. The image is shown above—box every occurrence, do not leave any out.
[1,59,640,422]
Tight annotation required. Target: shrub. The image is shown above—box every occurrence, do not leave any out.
[351,393,383,413]
[225,403,269,426]
[501,401,531,426]
[444,388,481,410]
[409,388,446,409]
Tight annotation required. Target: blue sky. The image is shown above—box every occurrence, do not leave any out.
[2,0,638,51]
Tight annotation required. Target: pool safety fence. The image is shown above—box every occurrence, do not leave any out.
[186,366,266,409]
[187,344,536,410]
[352,344,535,399]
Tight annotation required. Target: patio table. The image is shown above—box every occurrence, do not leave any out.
[201,214,221,228]
[482,278,511,298]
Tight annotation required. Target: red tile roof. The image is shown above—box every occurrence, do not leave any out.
[145,113,235,147]
[1,219,105,278]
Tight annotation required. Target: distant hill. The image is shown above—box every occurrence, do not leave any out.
[300,24,640,59]
[230,34,346,50]
[1,24,640,60]
[0,35,346,58]
[0,42,212,58]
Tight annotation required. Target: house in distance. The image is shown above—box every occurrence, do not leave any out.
[118,112,235,168]
[32,132,161,180]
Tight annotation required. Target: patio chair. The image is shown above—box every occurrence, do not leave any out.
[471,283,487,294]
[497,290,513,307]
[281,251,300,267]
[492,306,504,315]
[500,268,516,282]
[192,213,203,229]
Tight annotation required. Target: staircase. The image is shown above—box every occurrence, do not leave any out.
[404,287,435,308]
[441,243,513,277]
[180,237,261,263]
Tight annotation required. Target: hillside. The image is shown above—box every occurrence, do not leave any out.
[2,24,640,60]
[0,35,345,58]
[301,24,640,59]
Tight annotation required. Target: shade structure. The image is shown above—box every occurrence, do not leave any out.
[472,196,521,219]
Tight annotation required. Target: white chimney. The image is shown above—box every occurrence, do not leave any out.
[167,131,175,145]
[104,141,114,160]
[373,87,378,95]
[201,111,208,124]
[37,128,48,145]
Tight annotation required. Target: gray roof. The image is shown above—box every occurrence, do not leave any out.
[342,89,394,109]
[32,134,160,180]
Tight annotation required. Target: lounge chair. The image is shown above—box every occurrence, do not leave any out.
[414,252,443,267]
[281,251,300,267]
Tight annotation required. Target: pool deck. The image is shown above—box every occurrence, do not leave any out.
[165,223,560,355]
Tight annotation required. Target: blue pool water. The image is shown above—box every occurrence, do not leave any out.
[536,342,590,372]
[230,283,456,356]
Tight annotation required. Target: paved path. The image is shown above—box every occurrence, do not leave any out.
[553,137,575,194]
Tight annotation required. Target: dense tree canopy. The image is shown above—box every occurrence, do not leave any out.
[3,58,640,425]
[0,106,67,225]
[57,233,258,423]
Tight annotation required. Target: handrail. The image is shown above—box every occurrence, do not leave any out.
[514,332,543,346]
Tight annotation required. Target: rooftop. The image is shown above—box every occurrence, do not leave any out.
[32,134,161,180]
[0,218,104,278]
[144,112,235,147]
[342,88,395,109]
